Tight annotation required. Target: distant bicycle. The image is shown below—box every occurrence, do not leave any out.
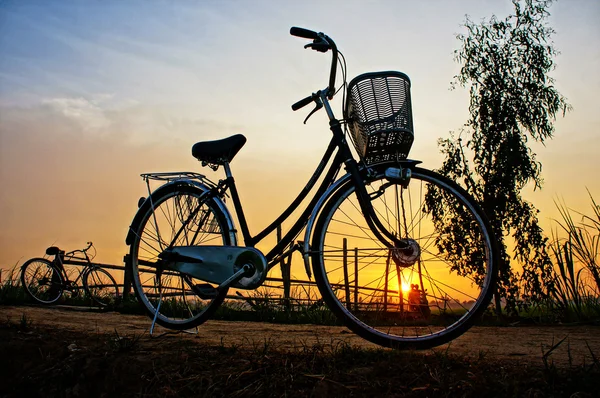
[20,242,119,307]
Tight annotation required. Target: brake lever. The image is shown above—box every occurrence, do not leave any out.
[304,40,330,53]
[303,97,323,124]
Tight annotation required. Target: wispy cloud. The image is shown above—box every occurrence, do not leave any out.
[42,96,111,131]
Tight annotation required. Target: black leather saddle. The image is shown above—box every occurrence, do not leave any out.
[192,134,247,165]
[46,246,65,256]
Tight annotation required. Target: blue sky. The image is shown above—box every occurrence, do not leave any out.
[0,0,598,268]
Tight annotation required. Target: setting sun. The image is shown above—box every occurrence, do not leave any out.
[401,281,411,294]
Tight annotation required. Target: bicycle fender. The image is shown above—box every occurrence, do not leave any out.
[125,179,237,246]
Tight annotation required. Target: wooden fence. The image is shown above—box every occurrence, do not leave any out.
[51,227,323,307]
[51,228,410,311]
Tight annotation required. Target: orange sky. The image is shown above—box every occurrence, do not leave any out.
[1,0,598,282]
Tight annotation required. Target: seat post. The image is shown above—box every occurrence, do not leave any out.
[223,161,233,179]
[222,160,252,245]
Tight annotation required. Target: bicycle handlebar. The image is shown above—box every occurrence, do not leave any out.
[290,26,339,110]
[290,27,319,40]
[55,241,94,260]
[291,94,315,111]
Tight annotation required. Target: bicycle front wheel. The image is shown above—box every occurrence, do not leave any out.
[311,167,497,349]
[129,182,233,330]
[20,258,64,304]
[84,267,119,307]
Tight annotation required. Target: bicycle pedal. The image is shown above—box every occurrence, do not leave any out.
[193,283,218,299]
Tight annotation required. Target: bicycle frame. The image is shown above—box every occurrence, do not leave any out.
[130,31,414,283]
[226,130,342,261]
[52,248,93,287]
[201,89,409,272]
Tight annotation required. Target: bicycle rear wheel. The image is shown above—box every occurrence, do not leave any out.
[311,167,497,349]
[129,182,233,330]
[84,267,119,307]
[20,258,64,304]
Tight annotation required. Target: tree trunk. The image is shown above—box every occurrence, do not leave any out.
[494,291,502,319]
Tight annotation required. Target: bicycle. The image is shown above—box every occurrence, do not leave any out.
[125,27,499,349]
[20,242,120,307]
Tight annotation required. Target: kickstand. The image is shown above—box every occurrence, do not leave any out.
[149,292,200,337]
[150,293,163,336]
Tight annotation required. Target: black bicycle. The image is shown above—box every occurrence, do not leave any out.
[20,242,119,307]
[125,27,499,349]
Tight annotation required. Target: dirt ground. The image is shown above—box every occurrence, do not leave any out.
[3,305,599,367]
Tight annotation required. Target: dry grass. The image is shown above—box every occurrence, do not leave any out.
[1,316,598,398]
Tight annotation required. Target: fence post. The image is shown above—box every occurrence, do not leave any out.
[354,247,358,312]
[122,254,132,299]
[397,264,404,314]
[384,252,390,312]
[342,238,351,309]
[278,225,291,311]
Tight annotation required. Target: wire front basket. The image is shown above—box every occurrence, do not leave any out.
[344,71,414,165]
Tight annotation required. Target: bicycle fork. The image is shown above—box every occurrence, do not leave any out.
[327,114,412,252]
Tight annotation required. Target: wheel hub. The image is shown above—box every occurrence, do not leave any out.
[391,239,420,267]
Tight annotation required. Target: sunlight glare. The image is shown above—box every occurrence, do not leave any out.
[401,281,411,293]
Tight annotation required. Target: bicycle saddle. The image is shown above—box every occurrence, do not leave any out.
[46,246,62,256]
[192,134,247,165]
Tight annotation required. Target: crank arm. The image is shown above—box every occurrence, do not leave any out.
[217,263,255,291]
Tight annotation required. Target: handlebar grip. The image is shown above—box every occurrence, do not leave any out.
[291,95,314,111]
[290,27,319,40]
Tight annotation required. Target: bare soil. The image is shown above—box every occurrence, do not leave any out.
[1,305,599,397]
[3,305,599,366]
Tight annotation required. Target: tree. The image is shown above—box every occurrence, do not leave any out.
[426,0,571,315]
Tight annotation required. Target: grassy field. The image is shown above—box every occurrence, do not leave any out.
[1,312,598,398]
[3,260,600,397]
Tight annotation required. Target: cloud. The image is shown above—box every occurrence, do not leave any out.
[10,94,241,147]
[42,96,111,131]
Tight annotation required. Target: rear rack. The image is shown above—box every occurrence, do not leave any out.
[140,172,217,188]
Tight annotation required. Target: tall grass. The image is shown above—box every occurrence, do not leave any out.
[555,190,600,291]
[544,192,600,322]
[214,286,339,325]
[0,263,28,304]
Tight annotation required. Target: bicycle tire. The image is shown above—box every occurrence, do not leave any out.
[128,181,233,330]
[311,167,497,349]
[83,267,120,307]
[20,258,64,305]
